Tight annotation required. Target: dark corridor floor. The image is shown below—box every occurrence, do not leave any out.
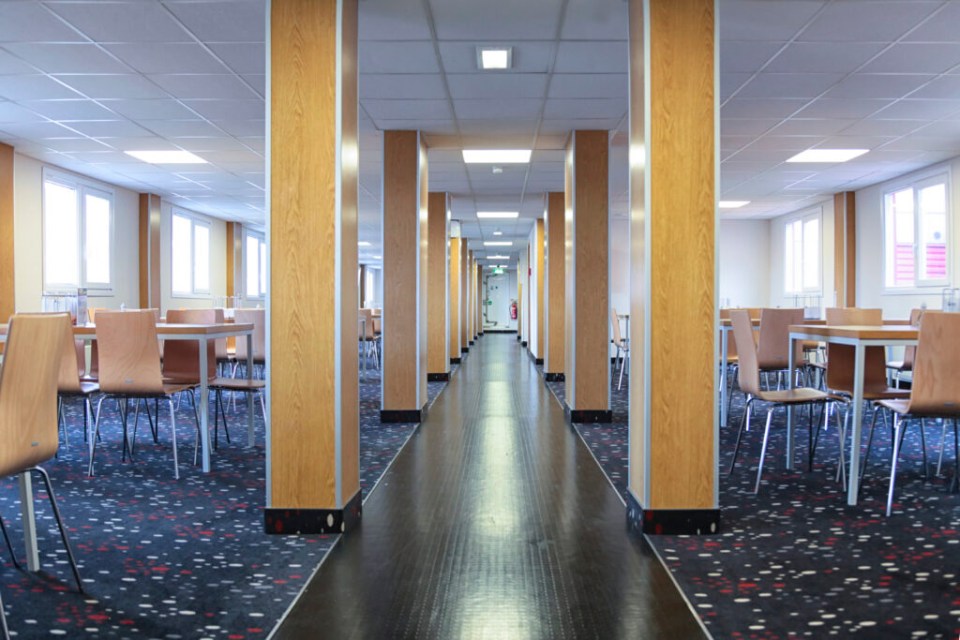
[273,334,706,640]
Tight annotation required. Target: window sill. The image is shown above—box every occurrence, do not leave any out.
[882,287,950,296]
[171,292,214,300]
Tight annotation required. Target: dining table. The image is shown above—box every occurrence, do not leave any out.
[786,323,918,506]
[0,320,256,572]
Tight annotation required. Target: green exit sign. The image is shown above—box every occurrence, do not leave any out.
[493,267,504,275]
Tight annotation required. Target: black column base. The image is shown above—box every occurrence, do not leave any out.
[461,347,469,354]
[626,492,720,536]
[478,332,484,337]
[564,404,612,424]
[450,357,462,365]
[469,340,474,346]
[380,406,424,423]
[427,372,450,382]
[264,490,362,535]
[544,372,565,382]
[534,357,543,365]
[516,335,521,341]
[520,340,528,347]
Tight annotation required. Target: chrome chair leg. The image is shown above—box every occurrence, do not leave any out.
[88,396,106,477]
[886,414,904,516]
[937,418,948,476]
[728,396,753,476]
[34,466,83,592]
[0,589,9,640]
[167,399,180,480]
[0,516,20,570]
[754,407,776,494]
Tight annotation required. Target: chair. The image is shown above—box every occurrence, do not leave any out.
[233,309,265,378]
[886,308,924,388]
[727,310,840,493]
[719,307,762,420]
[90,310,198,479]
[610,308,629,390]
[875,311,960,515]
[756,308,805,388]
[0,313,84,614]
[57,326,99,446]
[359,308,380,370]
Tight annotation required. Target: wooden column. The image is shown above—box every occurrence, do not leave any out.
[358,264,367,308]
[460,241,470,352]
[466,250,475,345]
[476,260,483,336]
[519,245,528,347]
[563,130,610,423]
[627,0,719,536]
[834,191,856,307]
[531,218,545,363]
[382,130,428,421]
[138,193,161,310]
[427,192,449,380]
[544,192,566,379]
[516,268,523,341]
[266,0,360,535]
[225,221,242,304]
[0,142,14,322]
[449,236,462,362]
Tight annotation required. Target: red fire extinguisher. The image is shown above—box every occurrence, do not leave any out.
[510,301,518,320]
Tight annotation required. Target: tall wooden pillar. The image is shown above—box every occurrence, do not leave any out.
[530,218,545,364]
[266,0,361,535]
[544,192,565,380]
[563,130,611,423]
[138,193,161,310]
[466,250,475,345]
[427,192,450,380]
[381,130,428,421]
[476,260,483,336]
[460,241,470,352]
[225,221,242,304]
[0,142,14,322]
[627,0,719,535]
[834,192,856,307]
[449,236,463,362]
[519,245,528,347]
[358,264,367,308]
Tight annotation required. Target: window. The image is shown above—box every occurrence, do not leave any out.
[171,210,211,296]
[42,170,113,292]
[245,231,266,298]
[784,210,821,295]
[884,174,949,290]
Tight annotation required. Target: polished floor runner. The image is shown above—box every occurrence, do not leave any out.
[274,335,704,640]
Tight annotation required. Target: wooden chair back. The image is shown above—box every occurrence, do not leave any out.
[95,310,165,395]
[731,310,762,397]
[163,308,217,383]
[824,307,886,393]
[756,308,804,370]
[907,311,960,416]
[610,308,624,347]
[234,309,265,362]
[901,307,924,370]
[0,313,69,476]
[212,308,228,360]
[57,325,86,394]
[359,308,376,341]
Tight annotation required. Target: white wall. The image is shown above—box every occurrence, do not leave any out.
[718,219,771,308]
[160,201,227,313]
[484,270,516,329]
[768,197,836,316]
[518,247,528,341]
[13,153,140,312]
[609,217,630,356]
[856,157,960,318]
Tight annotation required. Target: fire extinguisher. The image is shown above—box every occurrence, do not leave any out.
[510,301,518,320]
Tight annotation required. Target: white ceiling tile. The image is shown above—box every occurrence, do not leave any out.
[0,120,80,138]
[172,137,257,153]
[375,119,458,135]
[148,74,260,100]
[822,73,935,99]
[721,119,781,136]
[104,43,229,74]
[794,98,888,119]
[0,101,47,123]
[447,74,547,100]
[437,42,554,74]
[902,74,960,100]
[721,1,827,40]
[548,74,626,99]
[55,74,169,100]
[720,73,752,100]
[543,98,625,120]
[457,119,538,135]
[431,0,560,40]
[0,2,86,42]
[554,41,628,74]
[860,43,960,74]
[360,42,439,74]
[182,99,263,120]
[359,0,432,40]
[361,74,447,100]
[455,99,542,120]
[164,1,265,43]
[798,2,942,42]
[818,135,897,150]
[539,118,621,134]
[0,48,38,75]
[363,99,451,121]
[2,43,131,74]
[721,98,809,119]
[0,75,82,100]
[213,119,264,137]
[37,138,113,153]
[62,119,154,138]
[872,99,960,121]
[902,2,960,43]
[911,119,960,138]
[47,1,193,43]
[719,41,786,74]
[207,43,265,75]
[771,118,857,136]
[243,75,265,96]
[138,119,225,138]
[561,0,627,40]
[94,136,179,152]
[18,99,114,121]
[98,99,200,120]
[739,135,827,152]
[764,42,887,74]
[736,73,843,99]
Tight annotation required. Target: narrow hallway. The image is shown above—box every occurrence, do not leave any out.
[274,334,704,639]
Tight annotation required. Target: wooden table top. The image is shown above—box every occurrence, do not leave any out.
[788,324,918,340]
[0,322,254,338]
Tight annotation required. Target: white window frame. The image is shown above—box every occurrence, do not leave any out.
[41,167,115,295]
[244,229,266,300]
[171,209,212,298]
[783,207,822,296]
[882,169,951,294]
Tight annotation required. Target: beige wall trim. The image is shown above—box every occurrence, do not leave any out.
[0,142,14,321]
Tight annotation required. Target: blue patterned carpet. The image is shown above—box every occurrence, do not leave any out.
[538,359,960,639]
[0,352,449,638]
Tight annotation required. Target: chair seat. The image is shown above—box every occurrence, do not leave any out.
[876,398,910,415]
[886,360,910,371]
[831,385,910,401]
[211,377,265,391]
[756,387,834,404]
[60,381,100,397]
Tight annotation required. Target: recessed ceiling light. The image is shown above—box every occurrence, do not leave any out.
[477,46,512,70]
[125,150,207,164]
[786,149,868,163]
[487,254,510,260]
[373,255,382,260]
[462,149,531,164]
[477,211,519,219]
[483,241,513,247]
[719,200,750,209]
[493,229,503,236]
[358,241,371,247]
